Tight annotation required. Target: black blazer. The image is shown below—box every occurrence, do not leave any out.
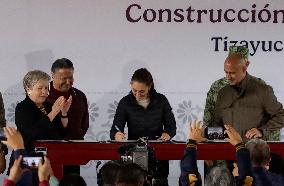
[15,96,65,152]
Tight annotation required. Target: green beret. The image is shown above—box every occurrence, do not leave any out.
[229,46,249,60]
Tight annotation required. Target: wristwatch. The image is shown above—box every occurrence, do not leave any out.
[0,143,8,155]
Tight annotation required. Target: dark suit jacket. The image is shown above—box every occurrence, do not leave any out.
[15,96,65,152]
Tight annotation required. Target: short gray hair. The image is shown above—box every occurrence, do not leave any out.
[23,70,50,91]
[205,166,236,186]
[245,138,270,166]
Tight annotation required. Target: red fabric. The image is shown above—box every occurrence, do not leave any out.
[2,178,49,186]
[47,81,89,140]
[2,179,15,186]
[39,180,50,186]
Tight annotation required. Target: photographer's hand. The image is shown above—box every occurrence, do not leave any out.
[1,127,24,150]
[8,155,24,183]
[224,124,242,146]
[38,156,51,182]
[188,120,206,143]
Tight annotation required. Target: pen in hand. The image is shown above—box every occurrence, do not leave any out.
[156,135,167,141]
[114,125,126,141]
[114,125,121,132]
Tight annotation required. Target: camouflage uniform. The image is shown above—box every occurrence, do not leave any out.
[203,77,228,126]
[203,46,280,141]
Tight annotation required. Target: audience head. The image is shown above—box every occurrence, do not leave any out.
[116,163,145,186]
[245,138,271,167]
[224,46,250,85]
[130,68,154,101]
[99,161,121,186]
[23,70,50,106]
[205,166,236,186]
[51,58,74,92]
[59,173,87,186]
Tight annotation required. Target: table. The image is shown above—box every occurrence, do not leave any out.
[35,141,284,179]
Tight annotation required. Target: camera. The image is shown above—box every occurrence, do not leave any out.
[205,126,228,140]
[117,138,157,186]
[132,138,148,171]
[119,137,149,171]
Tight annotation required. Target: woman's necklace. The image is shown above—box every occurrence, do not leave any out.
[38,105,48,115]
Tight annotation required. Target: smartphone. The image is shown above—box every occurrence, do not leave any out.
[205,126,228,140]
[22,156,43,168]
[0,128,7,141]
[22,147,47,168]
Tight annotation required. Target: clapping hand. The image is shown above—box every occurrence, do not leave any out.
[61,95,72,116]
[52,96,66,115]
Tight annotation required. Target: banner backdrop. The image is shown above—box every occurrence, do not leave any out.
[0,0,284,185]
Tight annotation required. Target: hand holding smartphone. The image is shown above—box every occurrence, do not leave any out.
[205,126,228,140]
[22,147,47,169]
